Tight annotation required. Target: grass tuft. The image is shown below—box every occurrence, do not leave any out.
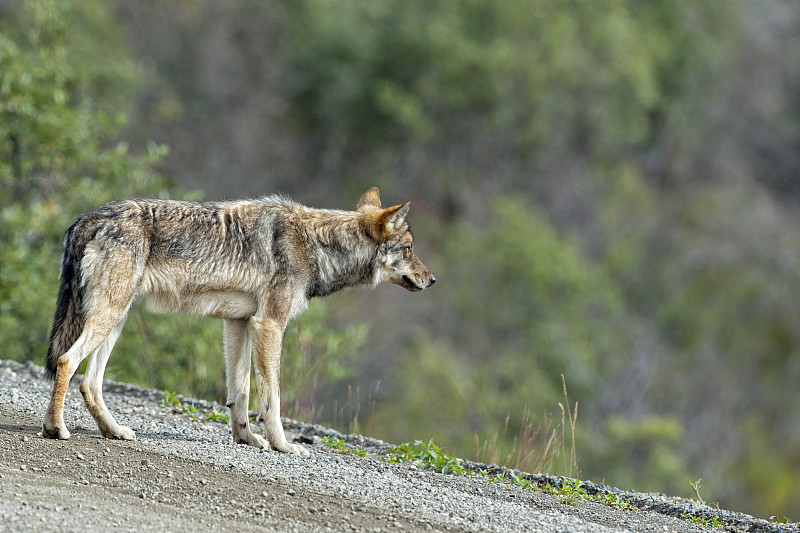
[474,374,579,479]
[160,390,230,424]
[682,514,723,528]
[321,436,368,456]
[385,439,467,475]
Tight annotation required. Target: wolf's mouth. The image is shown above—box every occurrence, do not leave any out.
[401,275,423,292]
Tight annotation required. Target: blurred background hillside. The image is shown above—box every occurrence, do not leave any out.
[2,0,800,520]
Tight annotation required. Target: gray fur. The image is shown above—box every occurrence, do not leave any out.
[42,188,435,454]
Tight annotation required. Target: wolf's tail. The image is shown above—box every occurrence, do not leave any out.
[44,216,96,379]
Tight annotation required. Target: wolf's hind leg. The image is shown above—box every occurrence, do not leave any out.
[80,313,135,440]
[225,318,269,449]
[43,312,126,440]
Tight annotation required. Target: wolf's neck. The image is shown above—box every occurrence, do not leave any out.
[303,215,377,298]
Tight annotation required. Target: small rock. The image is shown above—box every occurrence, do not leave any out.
[287,489,296,496]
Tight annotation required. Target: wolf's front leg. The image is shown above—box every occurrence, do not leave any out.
[250,315,310,456]
[224,319,269,449]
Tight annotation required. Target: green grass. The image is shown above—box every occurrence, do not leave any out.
[384,439,467,476]
[160,390,230,424]
[206,407,230,424]
[159,390,182,411]
[473,374,578,479]
[549,478,587,506]
[480,469,621,508]
[321,436,368,456]
[157,393,727,528]
[161,389,626,514]
[592,492,630,509]
[683,514,723,528]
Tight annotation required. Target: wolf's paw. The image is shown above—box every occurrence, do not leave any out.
[274,441,311,456]
[42,423,70,440]
[102,425,136,441]
[235,431,271,450]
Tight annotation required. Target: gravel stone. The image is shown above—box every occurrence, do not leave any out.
[0,359,794,533]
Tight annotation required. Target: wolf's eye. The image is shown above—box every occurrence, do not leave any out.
[403,246,412,259]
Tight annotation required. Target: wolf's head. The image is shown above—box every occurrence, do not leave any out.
[358,188,436,292]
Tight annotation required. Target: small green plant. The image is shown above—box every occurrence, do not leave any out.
[321,436,368,456]
[183,403,199,418]
[492,472,509,484]
[480,470,509,484]
[541,479,587,506]
[322,436,347,450]
[161,391,228,423]
[384,439,467,475]
[160,390,182,412]
[591,492,630,509]
[206,408,230,424]
[682,514,723,528]
[511,472,534,490]
[528,479,592,506]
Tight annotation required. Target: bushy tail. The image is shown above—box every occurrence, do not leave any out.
[44,218,95,379]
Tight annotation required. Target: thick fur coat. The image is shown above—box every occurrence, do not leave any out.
[43,188,435,454]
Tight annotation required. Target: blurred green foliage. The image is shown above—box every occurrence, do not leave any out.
[274,0,798,517]
[0,0,365,409]
[0,0,172,368]
[3,0,800,520]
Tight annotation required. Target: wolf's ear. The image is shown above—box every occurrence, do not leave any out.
[380,202,410,234]
[357,187,382,210]
[364,202,411,241]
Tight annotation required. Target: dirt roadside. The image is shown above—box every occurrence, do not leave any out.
[0,360,790,533]
[0,410,417,532]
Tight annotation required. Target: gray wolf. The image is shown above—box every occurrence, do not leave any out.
[42,187,435,455]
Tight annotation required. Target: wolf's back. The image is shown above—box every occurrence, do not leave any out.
[44,215,98,379]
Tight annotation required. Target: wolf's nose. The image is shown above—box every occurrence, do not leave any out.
[429,275,436,286]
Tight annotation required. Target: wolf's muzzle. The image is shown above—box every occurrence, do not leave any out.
[402,274,436,291]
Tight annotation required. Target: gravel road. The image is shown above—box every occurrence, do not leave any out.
[0,359,794,533]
